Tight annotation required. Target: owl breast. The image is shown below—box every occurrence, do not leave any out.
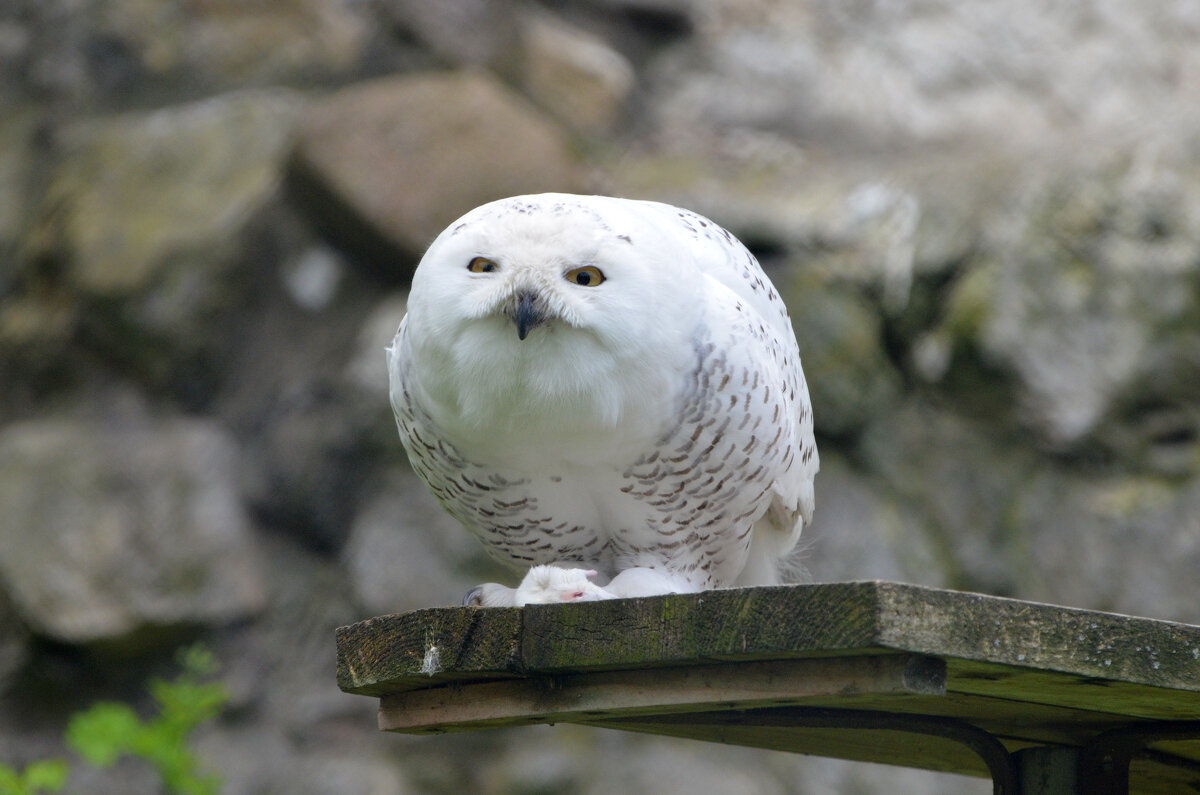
[390,284,799,588]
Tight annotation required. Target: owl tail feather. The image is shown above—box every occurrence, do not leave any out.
[734,494,807,587]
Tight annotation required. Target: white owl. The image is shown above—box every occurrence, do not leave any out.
[387,194,817,606]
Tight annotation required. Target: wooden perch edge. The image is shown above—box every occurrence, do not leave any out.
[336,581,1200,794]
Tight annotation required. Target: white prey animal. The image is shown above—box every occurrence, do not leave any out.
[387,194,818,606]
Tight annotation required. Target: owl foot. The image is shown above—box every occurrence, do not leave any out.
[462,565,617,607]
[603,567,703,598]
[515,565,616,605]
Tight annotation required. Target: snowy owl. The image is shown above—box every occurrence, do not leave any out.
[387,194,817,606]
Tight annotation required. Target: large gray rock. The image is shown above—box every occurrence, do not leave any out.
[643,1,1200,154]
[979,154,1200,446]
[14,0,371,102]
[148,0,372,85]
[36,90,302,295]
[519,10,635,135]
[0,417,266,644]
[24,90,305,396]
[289,70,582,268]
[1012,471,1200,624]
[377,0,521,74]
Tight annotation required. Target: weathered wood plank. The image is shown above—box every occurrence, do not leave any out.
[378,654,945,732]
[518,582,889,670]
[874,584,1200,699]
[336,581,1200,792]
[337,581,1200,706]
[336,606,522,696]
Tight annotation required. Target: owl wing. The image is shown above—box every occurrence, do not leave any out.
[642,200,819,546]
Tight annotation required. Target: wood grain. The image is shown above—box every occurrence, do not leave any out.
[337,581,1200,790]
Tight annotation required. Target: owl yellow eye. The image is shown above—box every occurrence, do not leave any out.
[467,257,499,273]
[565,265,605,287]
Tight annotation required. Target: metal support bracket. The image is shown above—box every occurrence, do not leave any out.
[628,709,1200,794]
[759,707,1022,795]
[604,706,1021,795]
[1078,720,1200,795]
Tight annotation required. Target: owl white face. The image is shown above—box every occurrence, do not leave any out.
[402,194,701,443]
[409,194,683,350]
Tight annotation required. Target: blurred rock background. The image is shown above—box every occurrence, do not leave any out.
[2,1,1199,792]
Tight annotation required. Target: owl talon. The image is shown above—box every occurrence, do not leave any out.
[462,586,484,606]
[461,583,521,607]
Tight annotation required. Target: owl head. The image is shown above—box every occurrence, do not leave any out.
[401,194,704,440]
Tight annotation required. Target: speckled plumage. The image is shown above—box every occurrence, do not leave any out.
[387,194,817,605]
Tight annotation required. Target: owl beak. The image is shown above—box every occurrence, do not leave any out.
[512,290,546,340]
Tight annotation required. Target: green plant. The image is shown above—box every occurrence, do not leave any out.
[0,760,68,795]
[65,644,229,795]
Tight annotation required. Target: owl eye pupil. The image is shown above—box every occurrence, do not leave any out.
[468,257,498,273]
[565,265,605,287]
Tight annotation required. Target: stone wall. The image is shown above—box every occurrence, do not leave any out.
[2,1,1198,792]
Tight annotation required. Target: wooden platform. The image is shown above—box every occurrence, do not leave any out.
[336,581,1200,794]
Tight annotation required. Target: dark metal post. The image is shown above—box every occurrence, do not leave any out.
[1014,746,1080,795]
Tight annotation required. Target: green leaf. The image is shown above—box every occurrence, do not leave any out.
[20,761,68,793]
[65,702,143,766]
[0,764,21,795]
[60,644,229,795]
[0,760,69,795]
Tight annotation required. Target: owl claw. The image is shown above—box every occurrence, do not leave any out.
[462,586,484,606]
[461,582,521,607]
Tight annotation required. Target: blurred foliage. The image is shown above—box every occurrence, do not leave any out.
[1,645,227,795]
[67,644,228,795]
[0,760,68,795]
